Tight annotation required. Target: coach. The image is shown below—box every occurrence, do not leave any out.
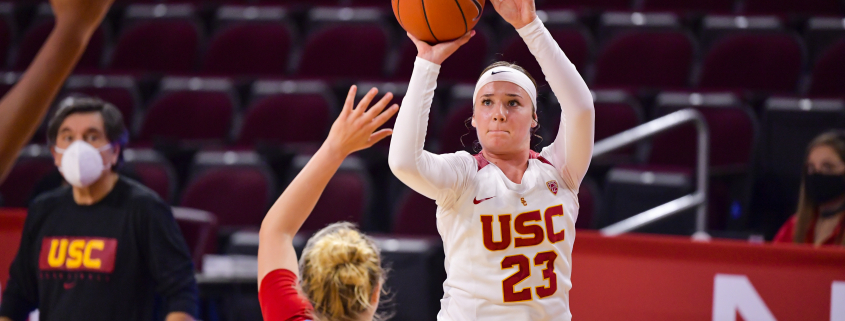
[0,98,198,321]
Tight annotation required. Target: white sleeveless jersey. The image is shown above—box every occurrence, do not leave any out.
[435,147,579,321]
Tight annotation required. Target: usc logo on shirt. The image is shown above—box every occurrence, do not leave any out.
[38,237,117,273]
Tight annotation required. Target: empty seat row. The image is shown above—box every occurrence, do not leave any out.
[539,0,845,16]
[1,4,844,92]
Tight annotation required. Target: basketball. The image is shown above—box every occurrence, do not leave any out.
[392,0,485,43]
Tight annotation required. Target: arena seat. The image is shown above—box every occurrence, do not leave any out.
[180,151,277,230]
[808,38,845,97]
[236,80,334,147]
[576,176,601,229]
[291,154,372,232]
[393,23,491,82]
[392,189,438,236]
[63,75,141,129]
[137,77,237,145]
[698,32,803,93]
[640,0,736,13]
[172,207,218,271]
[699,15,784,50]
[201,6,293,76]
[804,17,845,63]
[108,4,200,73]
[0,4,14,69]
[497,11,591,86]
[14,4,105,71]
[537,0,633,11]
[295,7,389,79]
[122,148,178,203]
[752,98,845,238]
[439,97,476,154]
[548,89,643,161]
[593,30,694,88]
[0,145,55,208]
[741,0,843,16]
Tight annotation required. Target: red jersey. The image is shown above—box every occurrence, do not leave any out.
[259,269,314,321]
[773,214,844,246]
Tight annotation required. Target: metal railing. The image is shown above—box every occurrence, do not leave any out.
[594,109,711,239]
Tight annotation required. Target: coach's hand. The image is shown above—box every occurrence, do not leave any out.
[51,0,113,35]
[492,0,537,30]
[326,85,399,156]
[410,30,474,65]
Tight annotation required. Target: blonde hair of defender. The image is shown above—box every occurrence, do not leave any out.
[299,222,388,321]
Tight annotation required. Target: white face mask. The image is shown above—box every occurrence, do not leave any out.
[55,141,112,188]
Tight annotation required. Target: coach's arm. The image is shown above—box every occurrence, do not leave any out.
[0,0,113,183]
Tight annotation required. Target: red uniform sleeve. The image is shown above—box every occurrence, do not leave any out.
[259,269,314,321]
[773,215,798,243]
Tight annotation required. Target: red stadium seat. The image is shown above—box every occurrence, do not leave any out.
[202,6,293,76]
[15,18,105,71]
[109,4,200,73]
[63,75,141,129]
[741,0,843,16]
[296,7,389,79]
[394,25,490,82]
[549,90,643,161]
[122,148,178,203]
[0,145,55,208]
[804,17,845,63]
[538,0,633,11]
[594,30,694,88]
[439,101,477,154]
[138,77,237,145]
[809,39,845,97]
[498,24,591,86]
[180,151,277,229]
[172,207,218,271]
[698,33,803,93]
[392,189,438,236]
[640,0,736,13]
[0,5,13,69]
[294,155,372,232]
[237,80,335,147]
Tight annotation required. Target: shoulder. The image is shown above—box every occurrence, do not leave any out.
[119,177,173,219]
[28,186,72,220]
[259,269,314,321]
[444,151,478,173]
[773,215,799,243]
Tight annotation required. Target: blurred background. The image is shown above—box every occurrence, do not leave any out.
[0,0,844,320]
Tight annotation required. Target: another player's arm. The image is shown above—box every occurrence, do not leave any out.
[388,32,474,199]
[0,0,114,183]
[258,86,397,285]
[494,0,595,186]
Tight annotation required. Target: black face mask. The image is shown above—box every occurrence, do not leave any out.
[805,173,845,208]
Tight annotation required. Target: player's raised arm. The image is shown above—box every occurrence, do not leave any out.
[257,86,397,284]
[0,0,114,183]
[388,32,475,200]
[493,0,595,187]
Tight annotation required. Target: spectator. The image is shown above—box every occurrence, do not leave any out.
[774,130,845,246]
[0,98,198,321]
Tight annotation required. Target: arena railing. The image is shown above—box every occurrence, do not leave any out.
[593,109,711,239]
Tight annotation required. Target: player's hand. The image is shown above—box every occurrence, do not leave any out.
[325,85,399,156]
[50,0,114,34]
[410,30,474,65]
[491,0,537,30]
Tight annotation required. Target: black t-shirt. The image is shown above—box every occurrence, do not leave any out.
[0,176,198,321]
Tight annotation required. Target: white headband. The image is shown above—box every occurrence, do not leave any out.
[472,66,538,111]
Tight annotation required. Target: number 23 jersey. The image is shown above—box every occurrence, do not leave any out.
[435,147,579,321]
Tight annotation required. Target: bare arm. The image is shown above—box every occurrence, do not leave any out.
[257,86,398,285]
[0,0,113,182]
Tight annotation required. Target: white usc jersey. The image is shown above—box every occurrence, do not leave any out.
[435,148,579,321]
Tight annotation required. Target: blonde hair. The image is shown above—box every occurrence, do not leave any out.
[299,222,386,321]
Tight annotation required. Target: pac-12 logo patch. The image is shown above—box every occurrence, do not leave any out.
[546,180,559,195]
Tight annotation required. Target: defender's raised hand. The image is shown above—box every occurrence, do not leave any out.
[326,85,399,156]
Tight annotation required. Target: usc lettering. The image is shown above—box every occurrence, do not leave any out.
[39,237,117,272]
[480,204,566,251]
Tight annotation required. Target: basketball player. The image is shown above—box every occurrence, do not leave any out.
[0,0,114,183]
[257,86,397,321]
[388,0,594,319]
